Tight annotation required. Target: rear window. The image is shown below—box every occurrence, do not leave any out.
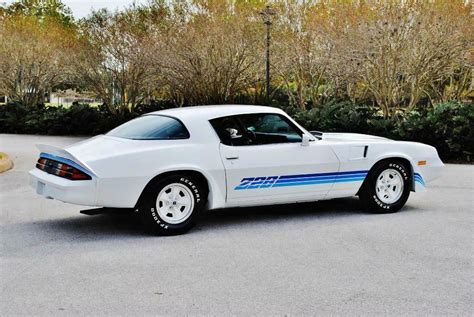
[107,115,190,140]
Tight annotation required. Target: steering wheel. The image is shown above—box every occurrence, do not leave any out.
[245,128,257,145]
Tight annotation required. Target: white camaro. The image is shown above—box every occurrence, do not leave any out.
[30,105,444,235]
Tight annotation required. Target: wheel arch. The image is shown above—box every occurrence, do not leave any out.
[358,156,415,194]
[134,167,223,210]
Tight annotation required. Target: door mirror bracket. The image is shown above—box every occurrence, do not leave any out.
[301,134,311,147]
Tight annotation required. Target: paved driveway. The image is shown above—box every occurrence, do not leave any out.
[1,134,473,316]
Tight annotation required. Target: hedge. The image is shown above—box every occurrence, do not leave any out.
[0,101,174,136]
[283,101,473,162]
[0,101,472,162]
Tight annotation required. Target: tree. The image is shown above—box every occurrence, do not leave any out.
[273,0,332,109]
[2,0,471,114]
[324,1,471,117]
[149,1,264,106]
[406,1,472,107]
[74,7,159,114]
[0,15,76,107]
[4,0,74,28]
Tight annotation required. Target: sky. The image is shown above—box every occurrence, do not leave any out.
[4,0,149,18]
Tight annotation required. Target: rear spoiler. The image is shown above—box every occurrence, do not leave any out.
[36,144,96,176]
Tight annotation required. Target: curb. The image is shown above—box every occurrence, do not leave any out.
[0,152,13,173]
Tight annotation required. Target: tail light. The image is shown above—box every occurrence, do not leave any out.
[36,157,91,180]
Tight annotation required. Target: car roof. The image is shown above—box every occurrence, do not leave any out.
[149,104,284,121]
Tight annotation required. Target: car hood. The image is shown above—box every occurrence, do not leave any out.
[321,132,390,142]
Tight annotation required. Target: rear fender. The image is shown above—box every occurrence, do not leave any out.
[137,166,226,210]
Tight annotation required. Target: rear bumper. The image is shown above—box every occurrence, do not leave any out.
[29,169,97,206]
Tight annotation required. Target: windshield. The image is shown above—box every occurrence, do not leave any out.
[107,115,190,140]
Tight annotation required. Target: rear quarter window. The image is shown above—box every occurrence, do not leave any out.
[107,115,190,140]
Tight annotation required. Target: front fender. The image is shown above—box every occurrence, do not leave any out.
[370,145,444,192]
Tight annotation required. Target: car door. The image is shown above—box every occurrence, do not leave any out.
[210,113,340,207]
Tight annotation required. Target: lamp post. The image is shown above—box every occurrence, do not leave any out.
[260,5,275,106]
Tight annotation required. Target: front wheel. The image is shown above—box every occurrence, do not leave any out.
[359,160,411,213]
[138,174,207,235]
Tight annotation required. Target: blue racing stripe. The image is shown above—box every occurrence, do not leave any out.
[234,170,369,190]
[275,173,368,184]
[414,173,425,186]
[279,170,369,179]
[273,176,366,188]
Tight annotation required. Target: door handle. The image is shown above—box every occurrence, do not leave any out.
[225,155,239,160]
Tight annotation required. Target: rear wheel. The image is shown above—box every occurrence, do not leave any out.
[359,160,411,213]
[138,174,207,235]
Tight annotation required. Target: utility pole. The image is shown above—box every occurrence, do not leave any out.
[260,5,275,106]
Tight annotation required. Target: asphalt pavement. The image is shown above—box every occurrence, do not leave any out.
[1,134,473,316]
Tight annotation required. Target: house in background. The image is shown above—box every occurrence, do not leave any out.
[49,89,101,105]
[0,90,101,105]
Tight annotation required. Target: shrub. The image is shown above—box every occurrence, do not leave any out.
[395,102,474,161]
[0,100,472,162]
[0,102,30,134]
[283,101,473,162]
[0,103,131,135]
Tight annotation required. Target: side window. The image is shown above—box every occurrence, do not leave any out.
[210,113,303,146]
[210,117,254,146]
[240,114,302,144]
[107,115,190,140]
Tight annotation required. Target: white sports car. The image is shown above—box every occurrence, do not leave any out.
[30,105,444,235]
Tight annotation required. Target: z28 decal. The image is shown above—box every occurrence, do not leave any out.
[235,170,369,190]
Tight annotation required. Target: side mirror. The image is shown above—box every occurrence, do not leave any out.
[301,134,311,147]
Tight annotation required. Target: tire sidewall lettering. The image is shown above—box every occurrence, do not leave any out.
[371,163,409,209]
[147,176,202,229]
[388,163,408,181]
[181,177,201,203]
[372,194,391,209]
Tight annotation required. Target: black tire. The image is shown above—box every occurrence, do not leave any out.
[359,160,411,213]
[138,174,207,235]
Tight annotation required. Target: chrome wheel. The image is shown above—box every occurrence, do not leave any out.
[156,183,194,224]
[375,168,404,204]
